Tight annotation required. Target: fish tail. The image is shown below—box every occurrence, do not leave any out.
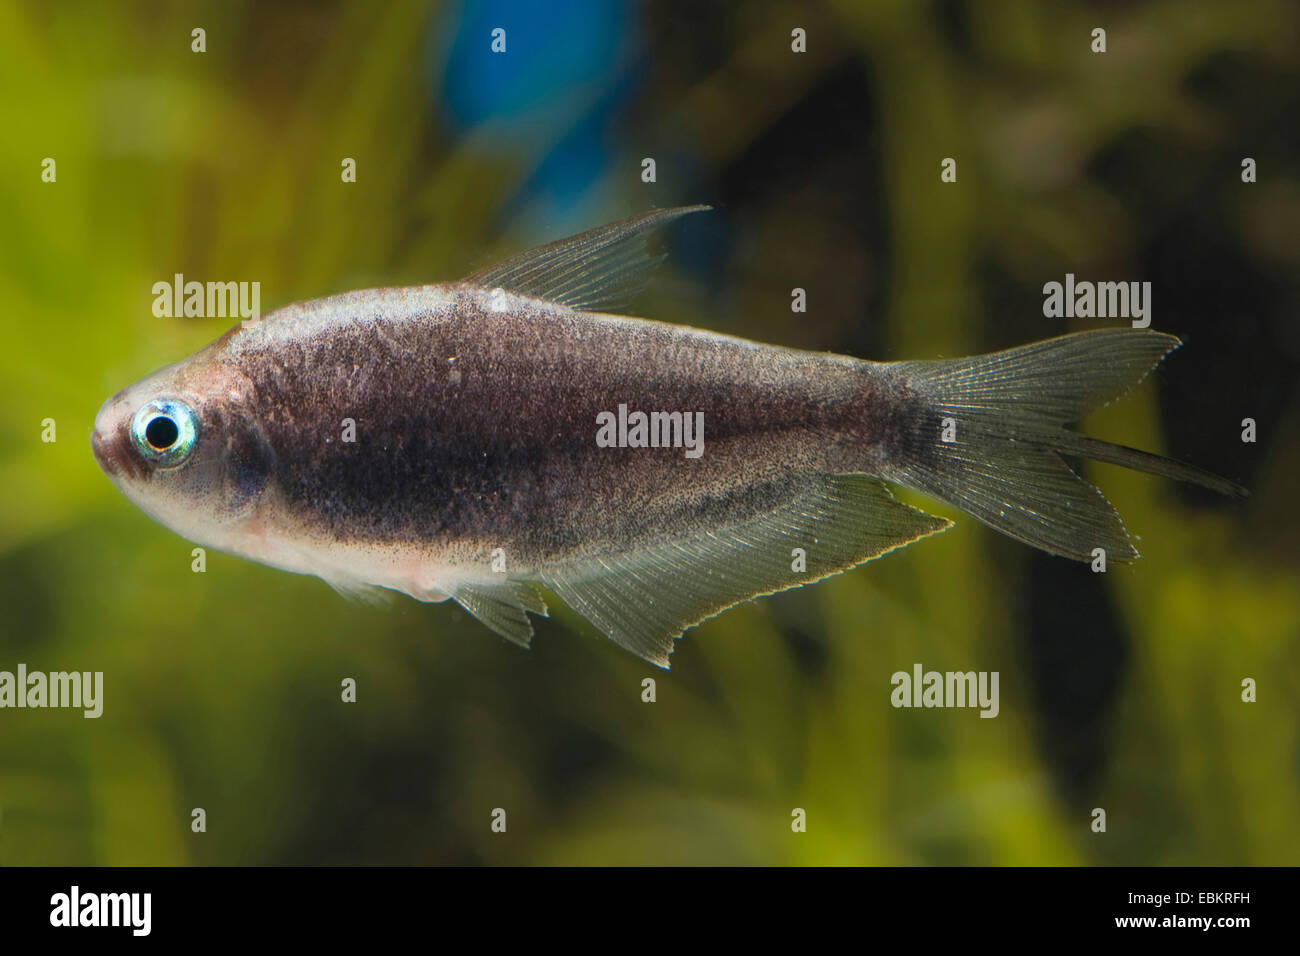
[880,328,1248,562]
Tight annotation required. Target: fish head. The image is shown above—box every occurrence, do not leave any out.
[92,344,274,545]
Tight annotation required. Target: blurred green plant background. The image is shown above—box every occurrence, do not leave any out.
[1,0,1297,865]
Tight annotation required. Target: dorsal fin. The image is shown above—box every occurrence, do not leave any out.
[462,205,711,313]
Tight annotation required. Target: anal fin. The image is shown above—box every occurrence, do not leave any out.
[540,475,950,667]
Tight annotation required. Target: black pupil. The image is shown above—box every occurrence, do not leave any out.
[145,415,179,450]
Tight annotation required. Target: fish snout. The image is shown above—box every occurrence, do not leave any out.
[91,395,145,482]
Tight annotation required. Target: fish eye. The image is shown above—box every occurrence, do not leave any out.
[131,399,199,467]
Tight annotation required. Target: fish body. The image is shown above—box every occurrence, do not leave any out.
[93,207,1245,665]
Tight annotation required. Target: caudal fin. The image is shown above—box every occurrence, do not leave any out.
[881,329,1247,562]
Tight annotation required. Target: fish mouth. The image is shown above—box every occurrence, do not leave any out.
[91,425,145,482]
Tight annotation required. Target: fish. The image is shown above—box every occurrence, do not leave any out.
[91,206,1248,666]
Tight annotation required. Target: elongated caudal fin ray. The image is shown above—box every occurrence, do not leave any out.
[463,205,711,313]
[453,580,548,648]
[541,475,950,667]
[883,329,1247,563]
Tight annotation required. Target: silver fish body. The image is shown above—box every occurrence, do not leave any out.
[93,207,1245,665]
[227,285,893,559]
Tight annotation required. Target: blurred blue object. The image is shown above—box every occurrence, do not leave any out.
[441,0,631,128]
[436,0,643,226]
